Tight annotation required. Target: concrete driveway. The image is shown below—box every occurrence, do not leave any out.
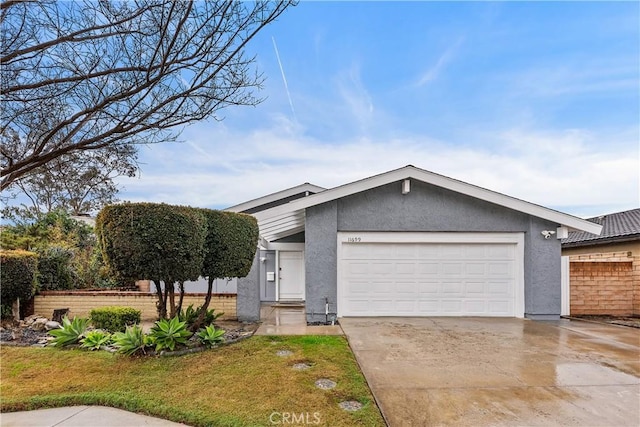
[340,318,640,426]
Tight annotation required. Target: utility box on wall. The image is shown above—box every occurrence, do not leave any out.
[266,272,275,282]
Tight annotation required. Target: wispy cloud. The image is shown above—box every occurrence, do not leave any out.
[415,37,464,87]
[118,119,638,218]
[336,63,374,133]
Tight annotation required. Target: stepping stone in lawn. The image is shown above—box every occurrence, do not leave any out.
[292,363,311,370]
[339,401,363,412]
[276,349,293,357]
[315,379,336,389]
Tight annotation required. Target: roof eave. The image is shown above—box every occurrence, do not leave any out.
[255,166,603,235]
[562,233,640,248]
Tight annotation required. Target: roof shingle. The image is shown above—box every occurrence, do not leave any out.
[562,208,640,247]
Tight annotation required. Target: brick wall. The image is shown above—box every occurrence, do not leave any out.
[568,250,637,316]
[33,291,237,321]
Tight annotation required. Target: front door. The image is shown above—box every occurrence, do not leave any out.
[279,251,305,300]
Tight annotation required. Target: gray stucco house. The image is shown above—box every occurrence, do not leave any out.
[229,165,601,322]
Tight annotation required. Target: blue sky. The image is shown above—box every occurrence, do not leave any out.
[120,1,639,218]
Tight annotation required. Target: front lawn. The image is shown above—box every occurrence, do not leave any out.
[0,336,384,426]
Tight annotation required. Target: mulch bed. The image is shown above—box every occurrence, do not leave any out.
[0,318,259,348]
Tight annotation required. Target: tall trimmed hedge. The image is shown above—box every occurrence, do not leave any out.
[200,209,259,279]
[96,203,206,283]
[96,203,207,318]
[190,209,258,330]
[0,250,38,304]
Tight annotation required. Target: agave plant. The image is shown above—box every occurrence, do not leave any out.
[112,325,150,356]
[179,304,224,329]
[48,316,90,347]
[148,317,192,352]
[80,330,112,351]
[196,325,225,348]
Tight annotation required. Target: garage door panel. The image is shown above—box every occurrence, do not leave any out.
[396,262,416,274]
[465,281,485,294]
[339,238,520,317]
[488,262,513,276]
[442,262,464,275]
[396,282,416,294]
[488,301,511,314]
[442,280,464,294]
[466,263,486,275]
[442,300,463,313]
[347,262,369,275]
[419,281,440,293]
[395,300,416,312]
[488,245,514,258]
[488,281,511,295]
[418,263,439,275]
[464,300,487,313]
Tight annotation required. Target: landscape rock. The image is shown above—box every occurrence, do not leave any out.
[30,318,49,332]
[24,315,40,325]
[45,321,61,331]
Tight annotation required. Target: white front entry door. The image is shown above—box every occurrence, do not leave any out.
[279,251,305,300]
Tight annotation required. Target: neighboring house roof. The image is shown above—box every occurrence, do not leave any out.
[71,215,96,227]
[562,208,640,248]
[225,183,326,214]
[254,165,603,242]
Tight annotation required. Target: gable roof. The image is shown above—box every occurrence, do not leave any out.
[254,165,603,242]
[562,208,640,248]
[225,182,325,213]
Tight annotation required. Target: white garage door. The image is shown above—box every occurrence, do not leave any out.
[337,232,524,317]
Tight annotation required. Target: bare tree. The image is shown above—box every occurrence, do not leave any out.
[0,0,295,190]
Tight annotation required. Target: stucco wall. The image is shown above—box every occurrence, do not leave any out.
[305,201,338,321]
[305,180,561,321]
[236,250,261,322]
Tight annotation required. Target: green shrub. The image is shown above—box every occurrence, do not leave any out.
[37,246,76,290]
[148,317,192,352]
[48,316,90,347]
[196,325,225,348]
[112,325,150,356]
[90,306,141,332]
[81,330,112,350]
[0,250,38,304]
[1,304,13,319]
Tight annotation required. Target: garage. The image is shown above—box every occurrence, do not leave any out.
[337,232,525,317]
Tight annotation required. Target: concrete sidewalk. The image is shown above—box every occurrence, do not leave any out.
[0,406,188,426]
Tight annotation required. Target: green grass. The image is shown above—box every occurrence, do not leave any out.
[0,336,384,426]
